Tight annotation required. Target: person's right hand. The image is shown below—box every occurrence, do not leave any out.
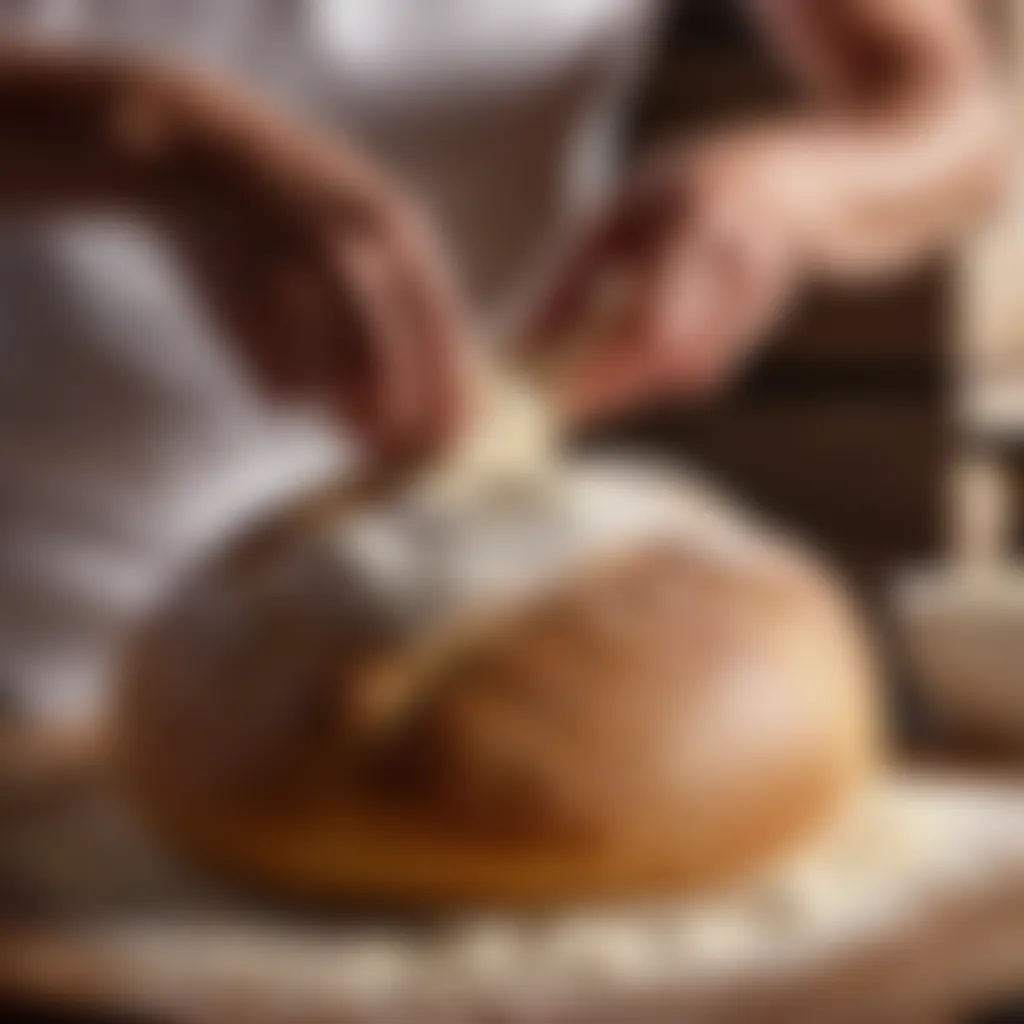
[132,64,470,460]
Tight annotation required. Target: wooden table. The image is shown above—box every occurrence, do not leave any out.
[2,738,1023,1024]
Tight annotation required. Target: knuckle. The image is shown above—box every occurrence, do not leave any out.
[371,190,422,245]
[334,228,391,289]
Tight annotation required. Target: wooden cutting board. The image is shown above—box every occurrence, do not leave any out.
[1,740,1023,1023]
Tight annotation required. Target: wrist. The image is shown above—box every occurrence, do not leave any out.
[100,57,287,224]
[103,58,232,218]
[0,49,195,213]
[680,126,826,275]
[123,61,341,229]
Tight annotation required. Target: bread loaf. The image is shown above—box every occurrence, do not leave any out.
[115,453,880,906]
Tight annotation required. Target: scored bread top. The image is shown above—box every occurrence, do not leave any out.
[117,459,879,904]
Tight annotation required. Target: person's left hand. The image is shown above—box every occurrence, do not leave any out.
[523,133,820,423]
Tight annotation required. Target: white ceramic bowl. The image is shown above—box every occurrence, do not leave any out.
[893,568,1024,749]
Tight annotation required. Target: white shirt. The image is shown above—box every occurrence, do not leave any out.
[0,0,662,719]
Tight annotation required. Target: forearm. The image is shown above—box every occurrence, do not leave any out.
[0,43,187,212]
[786,67,1007,278]
[0,41,381,221]
[745,0,1010,279]
[742,96,1007,280]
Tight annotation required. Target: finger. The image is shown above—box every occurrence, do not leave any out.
[655,238,733,393]
[527,162,691,348]
[555,332,665,425]
[257,260,340,396]
[381,208,472,451]
[334,206,470,457]
[172,211,332,399]
[326,231,422,451]
[552,265,673,425]
[523,191,648,348]
[552,225,719,423]
[663,224,798,396]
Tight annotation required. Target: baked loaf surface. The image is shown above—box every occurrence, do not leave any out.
[116,460,880,906]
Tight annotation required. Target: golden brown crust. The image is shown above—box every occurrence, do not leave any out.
[116,517,880,907]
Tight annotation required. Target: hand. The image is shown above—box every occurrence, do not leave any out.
[143,66,469,459]
[525,133,817,423]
